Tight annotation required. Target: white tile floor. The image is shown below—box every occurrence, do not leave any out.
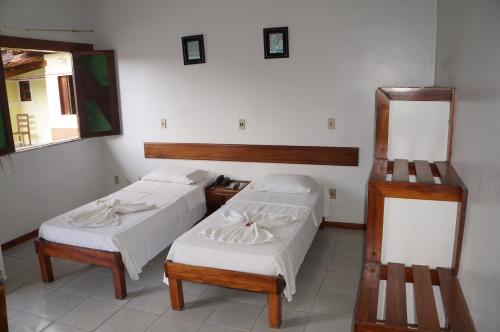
[3,228,363,332]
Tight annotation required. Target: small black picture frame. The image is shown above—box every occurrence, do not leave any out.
[182,35,205,65]
[263,27,289,59]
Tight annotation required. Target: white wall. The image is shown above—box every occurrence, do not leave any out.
[92,0,438,222]
[0,0,106,243]
[435,0,500,330]
[387,101,450,161]
[382,198,458,269]
[0,138,105,243]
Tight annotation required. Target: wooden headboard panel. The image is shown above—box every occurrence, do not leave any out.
[144,142,359,166]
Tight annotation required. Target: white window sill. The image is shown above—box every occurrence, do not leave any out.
[14,138,82,154]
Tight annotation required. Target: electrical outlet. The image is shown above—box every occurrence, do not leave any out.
[160,118,167,128]
[328,118,335,130]
[239,119,246,130]
[114,175,120,185]
[329,188,336,199]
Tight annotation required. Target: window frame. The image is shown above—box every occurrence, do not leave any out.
[19,80,32,102]
[0,59,15,155]
[58,75,76,115]
[72,50,121,138]
[0,35,121,155]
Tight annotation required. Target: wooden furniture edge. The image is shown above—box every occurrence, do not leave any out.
[378,87,453,101]
[375,87,455,161]
[144,142,359,166]
[1,229,39,251]
[355,262,477,332]
[437,268,477,332]
[165,261,285,328]
[35,239,127,299]
[0,35,93,52]
[368,160,468,274]
[321,221,366,230]
[0,282,7,332]
[355,262,380,325]
[370,180,462,202]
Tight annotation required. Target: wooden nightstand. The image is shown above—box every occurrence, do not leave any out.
[205,180,250,214]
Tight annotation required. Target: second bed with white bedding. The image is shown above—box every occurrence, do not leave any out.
[40,178,210,280]
[167,183,324,301]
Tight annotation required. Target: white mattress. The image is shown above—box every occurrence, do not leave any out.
[40,179,211,280]
[167,183,324,301]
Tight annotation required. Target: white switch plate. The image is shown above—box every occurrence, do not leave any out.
[328,118,335,129]
[329,188,336,199]
[160,119,167,128]
[114,175,120,185]
[239,119,246,130]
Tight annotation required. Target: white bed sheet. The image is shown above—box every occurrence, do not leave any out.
[166,183,324,301]
[39,179,211,280]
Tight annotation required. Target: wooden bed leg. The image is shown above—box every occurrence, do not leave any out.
[0,282,8,332]
[111,263,127,300]
[37,251,54,282]
[168,277,184,310]
[268,292,282,328]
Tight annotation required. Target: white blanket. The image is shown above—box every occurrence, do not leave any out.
[68,199,157,228]
[40,179,210,280]
[200,210,299,245]
[167,184,324,301]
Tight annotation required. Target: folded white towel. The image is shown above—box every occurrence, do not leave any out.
[199,210,297,245]
[67,199,157,228]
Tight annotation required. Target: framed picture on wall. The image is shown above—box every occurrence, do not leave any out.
[182,35,205,65]
[263,27,289,59]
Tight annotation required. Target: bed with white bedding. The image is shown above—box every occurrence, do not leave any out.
[165,176,324,328]
[36,167,212,299]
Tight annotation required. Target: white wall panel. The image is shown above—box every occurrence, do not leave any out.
[382,198,458,268]
[388,101,450,161]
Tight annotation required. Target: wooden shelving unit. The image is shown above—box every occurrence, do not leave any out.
[354,87,476,332]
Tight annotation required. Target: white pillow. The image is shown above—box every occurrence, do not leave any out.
[251,174,316,194]
[142,166,209,184]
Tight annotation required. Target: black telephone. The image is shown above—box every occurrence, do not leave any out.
[208,175,230,190]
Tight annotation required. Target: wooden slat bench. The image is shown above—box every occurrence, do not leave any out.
[359,87,475,331]
[356,158,476,331]
[355,262,475,332]
[367,159,468,274]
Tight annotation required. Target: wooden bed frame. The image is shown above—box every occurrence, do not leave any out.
[35,239,127,299]
[144,142,360,328]
[166,261,285,328]
[0,282,7,332]
[31,143,358,313]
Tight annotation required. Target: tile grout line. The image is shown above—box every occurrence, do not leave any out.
[247,300,266,332]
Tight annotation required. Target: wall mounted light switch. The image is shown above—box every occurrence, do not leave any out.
[160,119,167,128]
[328,118,335,129]
[329,188,336,199]
[239,119,246,130]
